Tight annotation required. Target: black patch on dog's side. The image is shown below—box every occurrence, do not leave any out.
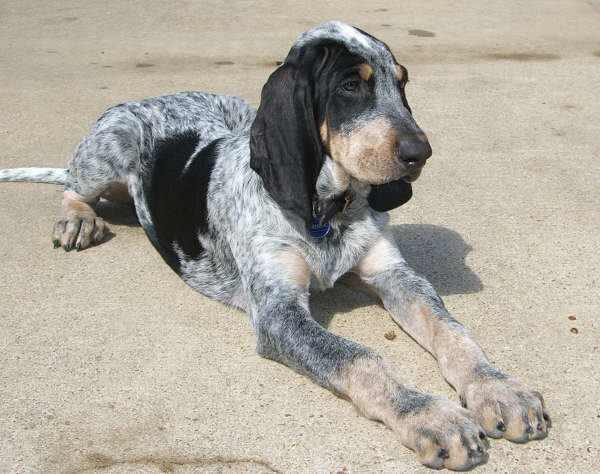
[146,131,221,272]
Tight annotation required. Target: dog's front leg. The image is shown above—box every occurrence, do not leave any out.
[356,234,549,443]
[244,246,487,470]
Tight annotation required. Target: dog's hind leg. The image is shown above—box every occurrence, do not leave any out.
[54,180,134,251]
[52,189,107,251]
[52,130,134,251]
[0,164,112,250]
[52,165,109,251]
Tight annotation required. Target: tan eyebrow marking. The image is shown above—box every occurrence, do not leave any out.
[394,64,404,81]
[358,63,372,81]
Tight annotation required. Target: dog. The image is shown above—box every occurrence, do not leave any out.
[0,21,548,470]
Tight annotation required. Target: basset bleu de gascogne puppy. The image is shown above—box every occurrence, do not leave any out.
[0,21,549,470]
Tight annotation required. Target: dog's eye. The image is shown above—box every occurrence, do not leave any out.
[341,80,360,92]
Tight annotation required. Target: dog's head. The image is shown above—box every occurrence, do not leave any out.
[250,21,431,225]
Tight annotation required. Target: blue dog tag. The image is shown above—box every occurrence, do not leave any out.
[309,215,330,238]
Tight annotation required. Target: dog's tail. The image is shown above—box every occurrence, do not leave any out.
[0,168,69,185]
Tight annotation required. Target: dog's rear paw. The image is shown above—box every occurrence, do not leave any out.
[52,215,107,251]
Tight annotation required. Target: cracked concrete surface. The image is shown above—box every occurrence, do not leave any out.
[1,1,598,472]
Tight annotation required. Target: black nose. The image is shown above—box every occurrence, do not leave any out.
[397,136,432,167]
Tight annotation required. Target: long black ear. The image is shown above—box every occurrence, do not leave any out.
[368,179,413,212]
[250,63,324,226]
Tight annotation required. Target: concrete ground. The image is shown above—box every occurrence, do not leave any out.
[1,1,598,472]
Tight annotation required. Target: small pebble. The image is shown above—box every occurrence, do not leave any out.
[384,331,396,340]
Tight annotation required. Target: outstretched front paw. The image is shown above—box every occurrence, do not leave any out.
[397,395,489,470]
[460,373,549,442]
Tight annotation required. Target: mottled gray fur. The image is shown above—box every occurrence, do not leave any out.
[0,167,68,184]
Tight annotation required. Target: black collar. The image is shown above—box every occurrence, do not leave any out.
[311,178,413,227]
[312,191,352,226]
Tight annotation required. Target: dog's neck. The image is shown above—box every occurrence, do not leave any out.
[313,157,369,225]
[315,157,350,199]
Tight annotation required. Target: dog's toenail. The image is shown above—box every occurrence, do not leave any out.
[479,431,486,440]
[496,421,506,432]
[459,395,467,408]
[526,425,534,434]
[438,448,449,459]
[543,413,550,421]
[537,423,544,431]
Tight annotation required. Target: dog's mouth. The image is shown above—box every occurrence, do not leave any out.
[398,164,423,183]
[400,170,421,183]
[364,163,423,186]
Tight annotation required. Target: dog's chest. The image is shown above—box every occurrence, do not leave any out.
[303,214,386,291]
